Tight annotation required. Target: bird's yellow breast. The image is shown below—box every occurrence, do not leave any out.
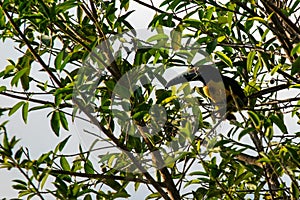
[203,80,228,104]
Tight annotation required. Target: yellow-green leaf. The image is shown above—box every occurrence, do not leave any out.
[171,24,183,51]
[217,36,226,42]
[22,102,29,124]
[11,68,29,88]
[248,111,261,129]
[247,51,256,72]
[248,17,267,24]
[147,33,168,43]
[0,86,6,92]
[161,96,177,104]
[59,111,69,131]
[84,160,94,174]
[9,101,25,116]
[215,51,233,68]
[60,156,70,171]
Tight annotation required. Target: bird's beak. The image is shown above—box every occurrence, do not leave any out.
[165,70,200,88]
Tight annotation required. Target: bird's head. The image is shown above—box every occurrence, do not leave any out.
[165,65,222,88]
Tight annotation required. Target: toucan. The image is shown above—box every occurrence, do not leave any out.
[165,65,248,120]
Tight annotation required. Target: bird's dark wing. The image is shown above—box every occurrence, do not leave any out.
[221,76,248,107]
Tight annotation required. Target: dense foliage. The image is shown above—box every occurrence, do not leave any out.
[0,0,300,199]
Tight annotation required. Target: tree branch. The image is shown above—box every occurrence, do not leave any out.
[0,91,72,108]
[137,125,181,200]
[72,99,172,200]
[41,167,167,187]
[261,0,300,36]
[248,83,291,99]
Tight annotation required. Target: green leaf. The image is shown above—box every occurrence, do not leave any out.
[55,135,71,153]
[60,156,70,171]
[227,3,235,29]
[134,182,140,191]
[84,194,93,200]
[205,6,215,20]
[12,179,27,187]
[146,192,161,199]
[291,43,300,56]
[238,127,255,140]
[270,64,281,76]
[59,111,69,130]
[14,148,23,161]
[253,53,262,78]
[265,126,273,140]
[166,0,181,10]
[217,36,226,42]
[290,84,300,89]
[120,0,130,11]
[10,67,29,87]
[55,50,64,70]
[55,0,78,13]
[22,102,29,124]
[291,182,300,199]
[206,39,217,54]
[51,111,60,136]
[270,114,287,134]
[105,79,116,92]
[103,179,123,192]
[183,18,201,28]
[247,51,256,72]
[9,101,25,116]
[54,93,63,106]
[0,8,5,29]
[40,172,50,189]
[1,65,13,77]
[215,51,233,68]
[84,160,94,174]
[257,155,271,163]
[171,24,183,50]
[29,104,52,112]
[218,16,228,24]
[244,20,254,33]
[161,96,177,105]
[0,86,6,92]
[248,111,261,129]
[59,53,71,71]
[147,33,169,43]
[248,16,267,24]
[12,183,27,191]
[291,57,300,75]
[2,132,11,155]
[113,191,130,198]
